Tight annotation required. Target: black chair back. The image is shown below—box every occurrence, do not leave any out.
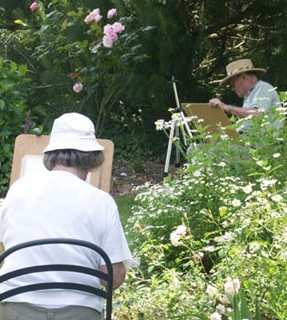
[0,238,113,320]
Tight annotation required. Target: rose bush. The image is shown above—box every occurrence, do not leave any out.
[7,1,149,135]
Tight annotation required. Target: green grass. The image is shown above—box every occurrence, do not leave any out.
[115,195,135,231]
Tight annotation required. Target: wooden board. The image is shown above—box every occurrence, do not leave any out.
[10,134,114,193]
[182,103,238,139]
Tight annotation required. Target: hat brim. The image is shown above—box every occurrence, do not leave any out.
[220,68,266,85]
[43,138,104,153]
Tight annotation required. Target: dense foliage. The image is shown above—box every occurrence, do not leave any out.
[114,109,287,319]
[0,1,286,155]
[0,58,28,196]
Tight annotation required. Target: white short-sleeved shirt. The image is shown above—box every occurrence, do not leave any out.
[0,170,132,311]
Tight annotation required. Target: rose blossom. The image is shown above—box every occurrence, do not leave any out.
[29,2,38,12]
[170,225,188,246]
[112,22,125,33]
[102,35,114,48]
[102,20,125,48]
[210,312,222,320]
[170,231,181,246]
[107,8,117,19]
[84,8,102,24]
[206,285,218,298]
[224,278,240,296]
[216,304,226,315]
[103,24,118,41]
[175,225,188,235]
[73,83,83,93]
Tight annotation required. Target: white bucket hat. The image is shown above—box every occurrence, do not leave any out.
[43,113,104,153]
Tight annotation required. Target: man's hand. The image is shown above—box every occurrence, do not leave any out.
[100,262,126,290]
[209,98,227,112]
[209,98,260,118]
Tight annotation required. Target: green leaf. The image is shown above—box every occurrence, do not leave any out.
[147,265,155,273]
[279,91,287,102]
[66,10,77,17]
[0,100,5,110]
[255,296,261,320]
[143,25,158,32]
[18,65,28,76]
[240,289,252,320]
[9,61,17,72]
[219,207,227,217]
[40,25,50,33]
[1,80,14,92]
[61,19,68,31]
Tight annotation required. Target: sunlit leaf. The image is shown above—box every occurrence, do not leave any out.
[14,19,27,27]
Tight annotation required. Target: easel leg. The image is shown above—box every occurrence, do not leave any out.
[163,76,196,178]
[175,124,181,168]
[163,119,176,177]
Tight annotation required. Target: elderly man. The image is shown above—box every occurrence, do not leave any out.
[209,59,281,132]
[0,113,134,320]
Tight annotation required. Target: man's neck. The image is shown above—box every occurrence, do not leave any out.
[52,165,88,181]
[249,75,258,90]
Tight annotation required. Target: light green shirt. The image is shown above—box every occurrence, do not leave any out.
[237,80,281,132]
[243,80,281,111]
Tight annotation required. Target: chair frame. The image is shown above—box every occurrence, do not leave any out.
[0,238,113,320]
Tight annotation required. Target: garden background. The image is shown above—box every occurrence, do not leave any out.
[1,0,287,319]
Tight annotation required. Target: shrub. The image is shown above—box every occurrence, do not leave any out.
[0,58,28,197]
[114,109,287,319]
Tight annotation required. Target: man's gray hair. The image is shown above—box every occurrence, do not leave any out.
[43,149,104,171]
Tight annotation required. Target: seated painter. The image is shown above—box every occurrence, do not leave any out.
[0,113,134,320]
[209,59,281,132]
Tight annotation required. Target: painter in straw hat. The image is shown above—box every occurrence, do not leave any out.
[220,58,266,85]
[209,58,281,133]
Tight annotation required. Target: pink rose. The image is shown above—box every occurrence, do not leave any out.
[103,24,118,41]
[103,24,114,35]
[112,22,125,33]
[107,8,117,19]
[102,22,124,48]
[29,2,38,12]
[73,83,83,93]
[103,35,114,48]
[84,8,102,24]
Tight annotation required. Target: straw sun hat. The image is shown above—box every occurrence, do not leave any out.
[43,113,104,153]
[220,59,266,85]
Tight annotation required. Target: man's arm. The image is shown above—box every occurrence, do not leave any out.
[209,98,260,118]
[100,262,126,290]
